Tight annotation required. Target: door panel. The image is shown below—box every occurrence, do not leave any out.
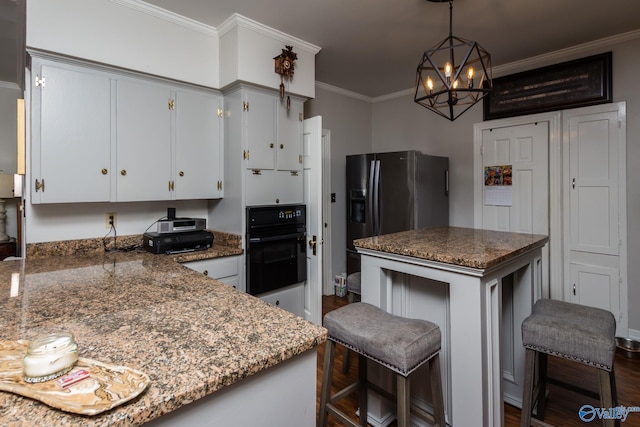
[569,113,619,255]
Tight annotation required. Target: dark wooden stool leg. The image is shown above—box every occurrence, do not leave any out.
[535,352,548,420]
[429,354,446,427]
[598,368,619,427]
[318,340,335,427]
[397,374,410,427]
[521,348,536,427]
[342,346,351,374]
[358,354,368,427]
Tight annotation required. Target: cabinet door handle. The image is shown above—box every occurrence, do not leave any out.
[120,170,127,176]
[572,178,575,189]
[179,171,184,177]
[101,168,108,175]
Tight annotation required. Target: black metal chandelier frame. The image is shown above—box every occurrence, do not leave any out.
[414,0,492,121]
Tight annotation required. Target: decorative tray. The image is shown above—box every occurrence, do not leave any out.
[0,340,149,416]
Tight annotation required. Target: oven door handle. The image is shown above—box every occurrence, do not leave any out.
[248,233,305,243]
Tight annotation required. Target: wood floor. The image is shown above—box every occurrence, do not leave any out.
[316,294,640,427]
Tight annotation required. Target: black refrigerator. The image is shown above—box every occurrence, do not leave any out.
[346,150,449,275]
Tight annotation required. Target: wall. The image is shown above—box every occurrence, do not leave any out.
[0,83,20,241]
[26,0,219,88]
[304,85,372,276]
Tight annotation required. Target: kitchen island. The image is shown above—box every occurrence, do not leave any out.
[0,235,326,426]
[354,226,548,427]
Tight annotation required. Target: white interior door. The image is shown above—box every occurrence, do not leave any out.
[478,121,549,407]
[303,116,323,325]
[563,103,627,336]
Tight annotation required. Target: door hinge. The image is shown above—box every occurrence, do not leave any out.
[299,113,303,122]
[299,155,303,164]
[169,180,175,191]
[217,180,223,191]
[242,102,249,112]
[217,108,223,118]
[35,178,45,192]
[243,150,250,160]
[252,169,262,175]
[35,75,45,88]
[291,171,299,176]
[168,99,175,110]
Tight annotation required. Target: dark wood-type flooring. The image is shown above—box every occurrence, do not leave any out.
[316,294,640,426]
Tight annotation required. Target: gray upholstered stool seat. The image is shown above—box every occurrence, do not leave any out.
[318,302,446,427]
[520,299,618,427]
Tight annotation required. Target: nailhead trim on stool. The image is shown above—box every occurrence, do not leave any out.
[520,299,618,427]
[318,302,446,427]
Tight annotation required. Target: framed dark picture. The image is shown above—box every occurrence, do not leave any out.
[483,52,612,121]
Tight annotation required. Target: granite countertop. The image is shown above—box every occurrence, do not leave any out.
[0,233,327,426]
[354,226,549,269]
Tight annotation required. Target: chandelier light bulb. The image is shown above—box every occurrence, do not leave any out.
[444,63,452,78]
[427,76,434,91]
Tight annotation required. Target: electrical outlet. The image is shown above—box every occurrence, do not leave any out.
[105,212,117,228]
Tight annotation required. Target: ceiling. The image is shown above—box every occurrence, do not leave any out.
[2,0,640,97]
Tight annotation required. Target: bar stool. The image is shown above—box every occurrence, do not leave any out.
[318,302,446,427]
[342,272,361,374]
[521,299,618,427]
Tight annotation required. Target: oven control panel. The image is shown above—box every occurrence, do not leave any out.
[247,204,306,230]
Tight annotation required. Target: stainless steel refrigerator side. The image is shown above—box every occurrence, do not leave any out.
[416,154,450,228]
[376,151,417,236]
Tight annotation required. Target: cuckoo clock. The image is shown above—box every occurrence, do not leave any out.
[274,45,298,109]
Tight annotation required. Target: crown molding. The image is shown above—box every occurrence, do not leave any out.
[320,28,640,103]
[218,13,321,54]
[314,82,372,102]
[0,81,20,91]
[108,0,218,36]
[492,28,640,77]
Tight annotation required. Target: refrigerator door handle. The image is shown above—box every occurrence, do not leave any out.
[445,169,449,196]
[373,160,381,235]
[368,160,376,235]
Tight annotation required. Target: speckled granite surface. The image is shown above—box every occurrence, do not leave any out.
[354,226,548,269]
[0,235,326,426]
[25,230,242,260]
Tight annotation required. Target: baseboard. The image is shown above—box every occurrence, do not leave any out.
[628,328,640,340]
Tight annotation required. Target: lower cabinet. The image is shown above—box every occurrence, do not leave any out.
[182,256,244,292]
[258,283,304,318]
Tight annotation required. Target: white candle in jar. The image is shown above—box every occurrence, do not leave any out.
[22,333,78,382]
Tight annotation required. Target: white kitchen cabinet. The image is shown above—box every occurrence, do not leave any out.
[30,59,112,204]
[223,85,304,207]
[259,283,304,318]
[30,53,224,204]
[182,256,244,291]
[175,89,224,199]
[116,78,173,202]
[243,88,303,173]
[244,169,303,206]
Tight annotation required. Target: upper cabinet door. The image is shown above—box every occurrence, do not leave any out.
[276,98,303,171]
[32,63,111,203]
[245,90,277,170]
[175,89,224,199]
[116,79,172,202]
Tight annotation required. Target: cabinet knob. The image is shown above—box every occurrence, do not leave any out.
[275,300,280,306]
[280,144,284,149]
[120,170,127,176]
[203,270,209,276]
[269,143,274,149]
[101,168,108,175]
[179,171,184,177]
[275,198,280,204]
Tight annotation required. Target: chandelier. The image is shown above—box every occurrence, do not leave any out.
[414,0,492,121]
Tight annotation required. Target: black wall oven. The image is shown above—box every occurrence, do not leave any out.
[246,204,307,296]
